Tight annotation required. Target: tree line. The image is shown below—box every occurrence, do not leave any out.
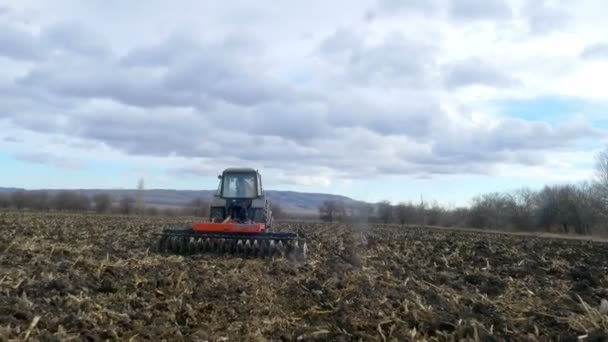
[0,190,287,219]
[0,191,201,217]
[318,146,608,235]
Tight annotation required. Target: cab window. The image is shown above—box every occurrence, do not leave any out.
[222,173,256,198]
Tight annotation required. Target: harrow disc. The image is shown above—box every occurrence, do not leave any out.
[156,228,307,260]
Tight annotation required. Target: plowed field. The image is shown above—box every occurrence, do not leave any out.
[1,212,608,341]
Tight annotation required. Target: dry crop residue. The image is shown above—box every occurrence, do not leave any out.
[1,212,608,341]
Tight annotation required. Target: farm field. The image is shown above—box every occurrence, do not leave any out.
[1,212,608,341]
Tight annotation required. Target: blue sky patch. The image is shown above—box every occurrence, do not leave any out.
[499,96,583,123]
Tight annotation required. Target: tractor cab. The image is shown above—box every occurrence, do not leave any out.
[216,168,263,199]
[210,168,270,226]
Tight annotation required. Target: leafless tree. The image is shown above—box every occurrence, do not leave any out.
[162,208,178,217]
[189,197,209,217]
[377,200,393,224]
[469,193,516,229]
[32,191,50,211]
[93,193,112,213]
[52,191,90,212]
[426,201,444,226]
[395,202,408,226]
[595,146,608,210]
[135,178,145,215]
[10,191,28,210]
[318,200,345,222]
[0,193,10,208]
[574,182,604,234]
[119,196,136,215]
[145,206,159,216]
[270,203,285,220]
[596,146,608,187]
[510,188,537,231]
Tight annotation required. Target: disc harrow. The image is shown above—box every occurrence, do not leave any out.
[156,228,307,260]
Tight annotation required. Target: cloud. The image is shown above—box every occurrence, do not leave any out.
[581,43,608,60]
[371,0,441,17]
[447,0,512,21]
[42,21,111,57]
[0,0,604,186]
[319,30,438,88]
[277,174,332,187]
[0,24,44,61]
[15,33,293,110]
[0,17,113,62]
[3,136,22,143]
[431,118,598,160]
[523,1,570,35]
[442,58,520,89]
[13,152,83,169]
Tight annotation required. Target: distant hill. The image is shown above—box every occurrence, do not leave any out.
[0,187,365,214]
[0,187,22,193]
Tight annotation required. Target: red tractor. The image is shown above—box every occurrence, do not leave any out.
[157,168,306,259]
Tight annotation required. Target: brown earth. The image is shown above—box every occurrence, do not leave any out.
[1,212,608,341]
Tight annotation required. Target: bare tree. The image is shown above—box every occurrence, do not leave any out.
[190,197,209,217]
[52,191,90,212]
[426,201,444,226]
[28,191,50,211]
[93,193,112,213]
[10,191,28,210]
[395,203,408,226]
[319,200,345,222]
[596,146,608,187]
[162,208,178,217]
[395,202,416,226]
[377,200,393,224]
[270,203,285,220]
[146,206,159,216]
[135,178,145,215]
[469,193,516,230]
[0,193,10,208]
[595,146,608,210]
[574,182,604,234]
[510,188,537,231]
[119,196,136,215]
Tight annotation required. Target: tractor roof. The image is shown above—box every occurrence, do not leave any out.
[222,167,258,174]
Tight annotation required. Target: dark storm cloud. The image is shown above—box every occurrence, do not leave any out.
[442,58,519,89]
[581,43,608,60]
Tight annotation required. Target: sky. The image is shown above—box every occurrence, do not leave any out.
[0,0,607,206]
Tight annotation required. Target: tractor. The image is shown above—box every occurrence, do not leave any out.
[156,168,306,259]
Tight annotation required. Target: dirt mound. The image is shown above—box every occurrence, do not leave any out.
[1,212,608,340]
